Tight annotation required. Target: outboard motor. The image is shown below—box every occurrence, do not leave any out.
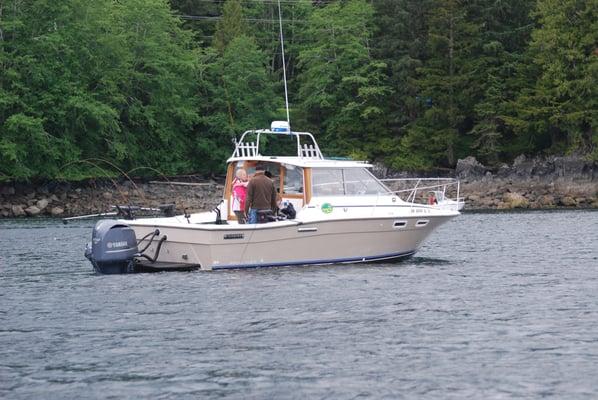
[85,220,139,274]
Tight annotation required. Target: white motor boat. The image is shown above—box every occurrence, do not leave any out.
[84,122,462,273]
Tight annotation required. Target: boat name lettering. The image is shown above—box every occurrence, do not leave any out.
[411,209,430,214]
[107,241,128,249]
[224,233,244,240]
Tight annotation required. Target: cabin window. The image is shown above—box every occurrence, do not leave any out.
[234,161,282,192]
[312,168,390,196]
[312,169,345,196]
[342,168,390,195]
[283,165,304,194]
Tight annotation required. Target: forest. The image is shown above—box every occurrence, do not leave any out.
[0,0,596,181]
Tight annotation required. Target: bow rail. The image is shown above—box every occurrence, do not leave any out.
[380,178,464,211]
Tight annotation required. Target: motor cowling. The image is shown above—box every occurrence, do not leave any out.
[85,220,139,274]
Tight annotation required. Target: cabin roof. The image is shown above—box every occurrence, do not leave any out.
[225,155,373,168]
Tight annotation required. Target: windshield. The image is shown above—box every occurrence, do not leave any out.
[311,168,390,196]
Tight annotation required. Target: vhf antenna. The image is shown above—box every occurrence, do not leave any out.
[277,0,291,130]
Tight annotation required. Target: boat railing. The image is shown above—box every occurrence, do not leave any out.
[380,178,462,211]
[232,129,324,159]
[233,141,259,158]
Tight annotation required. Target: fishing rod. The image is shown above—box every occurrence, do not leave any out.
[62,212,118,224]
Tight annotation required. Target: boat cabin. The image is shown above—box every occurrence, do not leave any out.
[222,122,391,221]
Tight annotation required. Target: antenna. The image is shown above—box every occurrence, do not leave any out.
[277,0,291,129]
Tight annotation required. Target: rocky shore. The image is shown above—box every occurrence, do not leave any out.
[454,155,598,210]
[0,180,224,219]
[1,155,597,218]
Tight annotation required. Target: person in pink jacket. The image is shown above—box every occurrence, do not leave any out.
[232,169,249,223]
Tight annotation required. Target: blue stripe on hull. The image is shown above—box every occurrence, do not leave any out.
[211,250,416,270]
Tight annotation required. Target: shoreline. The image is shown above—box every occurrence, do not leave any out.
[0,180,225,219]
[455,155,598,210]
[1,178,595,219]
[1,156,597,218]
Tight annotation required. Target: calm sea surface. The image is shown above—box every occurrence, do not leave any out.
[1,211,597,399]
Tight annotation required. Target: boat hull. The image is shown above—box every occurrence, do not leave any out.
[129,215,454,271]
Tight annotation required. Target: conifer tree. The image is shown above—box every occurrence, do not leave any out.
[196,35,279,172]
[371,0,434,165]
[213,0,247,54]
[169,0,221,40]
[467,0,535,163]
[397,0,479,169]
[508,0,597,158]
[296,0,391,158]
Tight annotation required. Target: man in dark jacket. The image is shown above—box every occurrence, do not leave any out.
[245,164,278,223]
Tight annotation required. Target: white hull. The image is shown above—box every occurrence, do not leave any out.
[127,211,456,270]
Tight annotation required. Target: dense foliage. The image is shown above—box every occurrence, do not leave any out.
[0,0,596,180]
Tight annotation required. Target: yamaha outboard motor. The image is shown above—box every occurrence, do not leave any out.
[85,220,139,274]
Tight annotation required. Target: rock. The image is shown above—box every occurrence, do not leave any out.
[502,192,529,209]
[559,196,577,207]
[1,210,9,217]
[479,198,494,208]
[537,195,555,207]
[102,192,113,200]
[50,207,64,216]
[371,163,389,179]
[11,205,25,217]
[1,186,16,196]
[513,154,527,167]
[25,205,41,216]
[496,163,511,178]
[455,157,487,180]
[492,155,598,181]
[553,156,594,180]
[50,194,60,203]
[36,198,49,210]
[511,154,538,179]
[496,201,509,209]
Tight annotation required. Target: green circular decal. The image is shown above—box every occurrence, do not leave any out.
[321,203,333,214]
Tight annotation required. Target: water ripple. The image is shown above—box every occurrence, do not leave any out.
[1,211,598,399]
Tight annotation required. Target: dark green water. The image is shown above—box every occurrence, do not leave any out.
[1,211,597,399]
